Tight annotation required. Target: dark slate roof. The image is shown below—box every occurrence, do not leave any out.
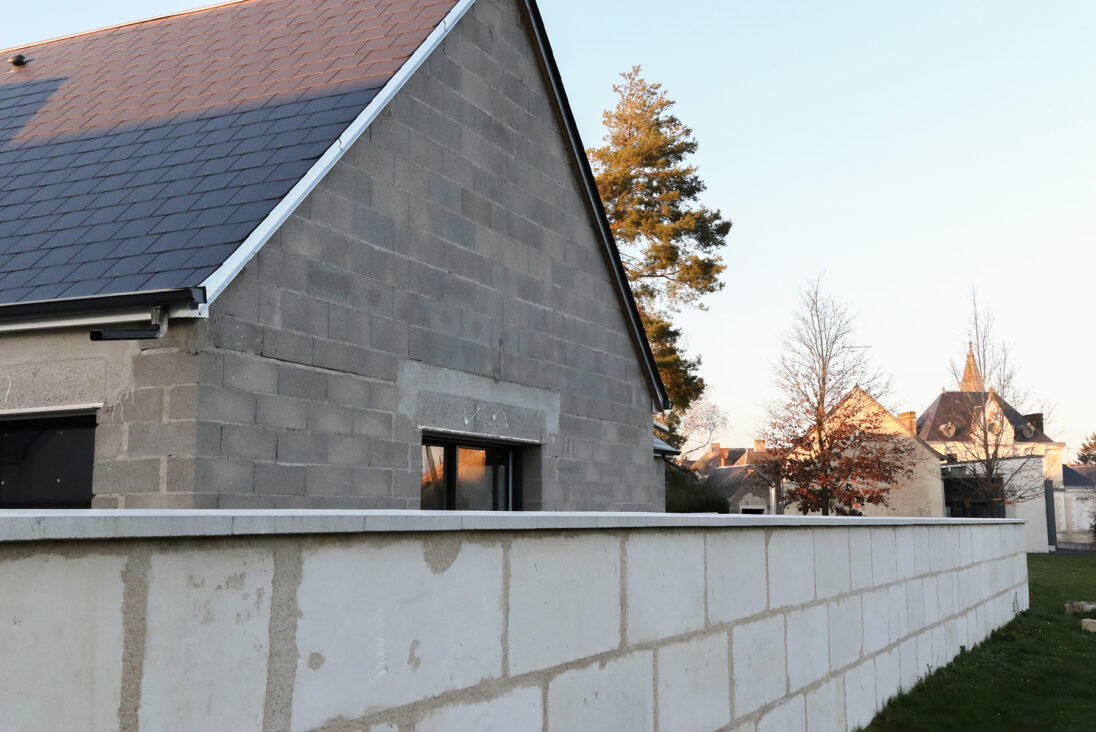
[1063,465,1096,489]
[653,435,680,456]
[0,0,456,304]
[915,390,1054,444]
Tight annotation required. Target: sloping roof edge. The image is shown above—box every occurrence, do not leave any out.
[518,0,670,410]
[195,0,478,312]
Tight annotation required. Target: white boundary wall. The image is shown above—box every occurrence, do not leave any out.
[0,511,1028,731]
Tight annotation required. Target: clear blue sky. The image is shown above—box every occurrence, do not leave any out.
[5,1,1095,456]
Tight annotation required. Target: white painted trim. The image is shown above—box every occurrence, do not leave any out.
[0,403,103,418]
[196,0,478,314]
[0,509,1025,543]
[420,426,542,445]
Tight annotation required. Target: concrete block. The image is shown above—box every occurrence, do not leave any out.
[898,637,919,692]
[626,532,705,643]
[732,615,786,716]
[417,686,542,732]
[223,352,278,394]
[843,657,877,731]
[888,583,908,644]
[828,595,862,671]
[805,676,845,732]
[813,528,850,599]
[768,529,814,609]
[0,554,125,731]
[871,528,897,585]
[895,526,916,580]
[292,539,504,730]
[875,646,901,711]
[657,634,731,732]
[1081,618,1096,632]
[786,603,829,692]
[1063,601,1096,614]
[93,457,161,494]
[758,695,805,732]
[140,548,273,731]
[509,533,620,674]
[708,530,767,623]
[547,652,653,732]
[862,588,890,655]
[221,425,276,461]
[849,529,873,590]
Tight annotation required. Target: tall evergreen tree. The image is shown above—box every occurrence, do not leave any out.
[1078,433,1096,465]
[588,67,731,415]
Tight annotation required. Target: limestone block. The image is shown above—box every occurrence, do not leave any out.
[913,526,932,574]
[874,647,901,710]
[1064,601,1096,614]
[786,604,829,692]
[843,658,877,731]
[292,539,503,730]
[657,634,731,732]
[870,528,897,585]
[141,548,273,732]
[627,532,705,643]
[922,574,939,626]
[937,572,957,621]
[915,631,933,675]
[813,529,851,599]
[758,695,805,732]
[708,530,767,623]
[898,638,919,692]
[0,554,125,731]
[828,595,862,671]
[894,527,916,580]
[1081,619,1096,632]
[862,588,890,655]
[509,533,619,674]
[849,529,874,591]
[905,578,925,632]
[888,583,908,644]
[768,529,814,609]
[547,652,653,732]
[732,615,787,716]
[806,677,845,732]
[417,687,542,732]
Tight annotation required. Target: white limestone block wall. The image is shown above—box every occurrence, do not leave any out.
[0,512,1028,732]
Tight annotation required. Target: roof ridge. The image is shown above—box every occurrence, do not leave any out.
[0,0,255,55]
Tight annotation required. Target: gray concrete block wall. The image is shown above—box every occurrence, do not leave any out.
[0,518,1030,731]
[174,0,661,510]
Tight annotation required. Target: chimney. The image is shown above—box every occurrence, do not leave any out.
[897,411,916,434]
[753,439,766,452]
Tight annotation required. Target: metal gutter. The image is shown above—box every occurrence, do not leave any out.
[196,0,479,314]
[0,287,204,333]
[519,0,671,411]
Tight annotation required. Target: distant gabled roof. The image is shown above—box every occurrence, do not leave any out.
[1063,464,1096,489]
[915,390,1055,445]
[0,0,459,304]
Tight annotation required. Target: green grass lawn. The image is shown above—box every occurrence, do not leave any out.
[865,553,1096,732]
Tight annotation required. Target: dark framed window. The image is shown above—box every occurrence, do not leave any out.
[421,435,522,511]
[0,411,96,508]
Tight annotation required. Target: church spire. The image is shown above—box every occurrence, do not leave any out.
[960,341,985,392]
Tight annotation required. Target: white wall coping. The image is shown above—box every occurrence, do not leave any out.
[0,510,1024,543]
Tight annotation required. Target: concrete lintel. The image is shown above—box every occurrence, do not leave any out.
[0,510,1025,543]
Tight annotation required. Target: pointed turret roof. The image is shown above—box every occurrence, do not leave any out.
[960,342,985,392]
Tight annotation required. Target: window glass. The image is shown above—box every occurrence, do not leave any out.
[455,446,509,510]
[421,445,446,510]
[0,414,95,508]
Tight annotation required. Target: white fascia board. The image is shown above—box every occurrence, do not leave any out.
[194,0,478,316]
[0,310,150,334]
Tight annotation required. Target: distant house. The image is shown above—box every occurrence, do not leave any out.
[0,0,670,511]
[1057,465,1096,546]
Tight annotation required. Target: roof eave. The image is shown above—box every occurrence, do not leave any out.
[0,287,205,331]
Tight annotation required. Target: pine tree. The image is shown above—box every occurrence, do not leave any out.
[589,67,730,413]
[1078,433,1096,464]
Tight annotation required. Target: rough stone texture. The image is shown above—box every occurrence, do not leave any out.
[0,553,126,730]
[140,548,273,731]
[0,520,1028,732]
[657,635,732,732]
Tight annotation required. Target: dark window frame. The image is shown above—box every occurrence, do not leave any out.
[421,433,523,511]
[0,409,97,509]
